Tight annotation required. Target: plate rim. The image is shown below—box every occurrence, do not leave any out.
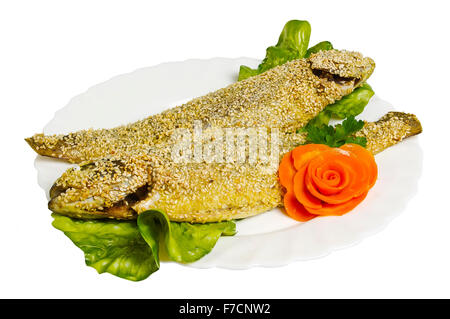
[32,57,423,270]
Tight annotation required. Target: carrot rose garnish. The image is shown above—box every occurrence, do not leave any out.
[279,144,377,221]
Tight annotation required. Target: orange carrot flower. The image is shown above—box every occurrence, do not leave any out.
[279,143,378,221]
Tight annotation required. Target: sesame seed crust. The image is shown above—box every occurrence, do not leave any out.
[48,112,422,222]
[30,50,423,223]
[26,50,375,163]
[309,49,376,80]
[355,112,422,154]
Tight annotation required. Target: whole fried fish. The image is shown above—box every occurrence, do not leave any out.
[26,50,375,163]
[47,112,422,222]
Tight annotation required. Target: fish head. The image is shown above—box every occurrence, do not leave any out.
[48,155,152,219]
[308,49,375,94]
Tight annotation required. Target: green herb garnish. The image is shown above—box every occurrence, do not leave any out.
[304,116,367,148]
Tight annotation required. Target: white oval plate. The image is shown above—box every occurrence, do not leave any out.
[34,58,423,269]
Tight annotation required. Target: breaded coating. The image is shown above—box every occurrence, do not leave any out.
[26,50,375,163]
[309,49,375,79]
[356,112,422,154]
[48,112,422,222]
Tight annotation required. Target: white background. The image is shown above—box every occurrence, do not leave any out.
[1,0,449,298]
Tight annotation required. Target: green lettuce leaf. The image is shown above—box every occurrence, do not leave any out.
[52,210,236,281]
[304,109,332,129]
[236,19,374,128]
[306,83,375,129]
[138,210,236,264]
[325,83,375,119]
[238,65,259,81]
[305,41,334,58]
[238,20,312,81]
[52,213,157,281]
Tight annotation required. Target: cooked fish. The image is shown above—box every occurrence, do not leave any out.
[48,112,422,222]
[26,50,375,163]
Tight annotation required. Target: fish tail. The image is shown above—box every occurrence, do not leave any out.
[359,111,422,154]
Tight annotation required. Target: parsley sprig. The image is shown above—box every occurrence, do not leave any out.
[303,116,367,148]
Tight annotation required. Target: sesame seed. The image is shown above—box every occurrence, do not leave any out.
[32,51,421,222]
